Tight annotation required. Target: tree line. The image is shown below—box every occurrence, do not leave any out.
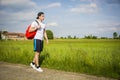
[0,30,120,40]
[60,32,120,39]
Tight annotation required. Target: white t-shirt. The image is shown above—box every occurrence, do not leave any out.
[31,20,46,40]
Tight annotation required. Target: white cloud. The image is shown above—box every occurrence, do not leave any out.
[80,0,97,3]
[70,3,98,13]
[0,11,36,26]
[47,22,58,27]
[1,0,36,6]
[0,0,61,33]
[1,0,37,10]
[0,0,38,22]
[98,22,120,32]
[70,0,76,2]
[13,11,36,20]
[45,2,61,9]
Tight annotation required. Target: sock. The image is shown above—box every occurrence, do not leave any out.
[32,62,35,65]
[37,66,40,68]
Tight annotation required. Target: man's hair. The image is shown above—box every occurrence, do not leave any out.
[36,12,44,19]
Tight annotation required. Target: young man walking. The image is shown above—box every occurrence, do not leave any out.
[29,12,48,72]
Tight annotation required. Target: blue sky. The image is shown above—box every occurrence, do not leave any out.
[0,0,120,38]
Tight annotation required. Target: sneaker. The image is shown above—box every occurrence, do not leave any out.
[35,67,43,72]
[30,63,36,69]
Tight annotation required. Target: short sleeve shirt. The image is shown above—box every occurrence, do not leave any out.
[31,20,46,40]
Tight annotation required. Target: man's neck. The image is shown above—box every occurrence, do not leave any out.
[38,19,42,22]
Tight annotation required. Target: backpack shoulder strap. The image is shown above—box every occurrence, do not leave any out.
[35,20,39,26]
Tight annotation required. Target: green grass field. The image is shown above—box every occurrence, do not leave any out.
[0,39,120,79]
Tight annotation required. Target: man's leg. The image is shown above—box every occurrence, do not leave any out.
[34,51,43,72]
[34,51,40,67]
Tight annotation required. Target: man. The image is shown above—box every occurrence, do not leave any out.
[29,12,48,72]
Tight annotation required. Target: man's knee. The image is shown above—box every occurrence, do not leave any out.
[35,52,40,56]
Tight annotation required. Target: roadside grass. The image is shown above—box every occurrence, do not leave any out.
[0,39,120,79]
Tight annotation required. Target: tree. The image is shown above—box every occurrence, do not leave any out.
[3,31,8,34]
[60,37,64,39]
[101,37,108,39]
[68,35,72,39]
[0,31,8,40]
[92,36,97,39]
[113,32,118,39]
[73,36,77,39]
[0,31,2,40]
[46,30,54,39]
[119,35,120,39]
[84,35,98,39]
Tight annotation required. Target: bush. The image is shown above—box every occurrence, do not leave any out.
[46,30,54,39]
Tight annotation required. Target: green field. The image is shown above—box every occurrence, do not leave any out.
[0,39,120,79]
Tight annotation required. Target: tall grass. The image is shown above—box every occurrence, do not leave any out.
[0,39,120,79]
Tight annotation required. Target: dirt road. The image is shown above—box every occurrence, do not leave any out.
[0,62,116,80]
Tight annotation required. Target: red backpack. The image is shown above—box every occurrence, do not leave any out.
[25,20,39,39]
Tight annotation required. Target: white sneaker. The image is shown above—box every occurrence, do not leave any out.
[30,63,36,69]
[35,67,43,72]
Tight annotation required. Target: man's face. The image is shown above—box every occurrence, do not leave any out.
[39,14,44,21]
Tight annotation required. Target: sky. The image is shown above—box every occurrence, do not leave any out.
[0,0,120,38]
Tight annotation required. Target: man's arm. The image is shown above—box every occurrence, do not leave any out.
[29,21,41,32]
[44,29,49,44]
[29,26,37,32]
